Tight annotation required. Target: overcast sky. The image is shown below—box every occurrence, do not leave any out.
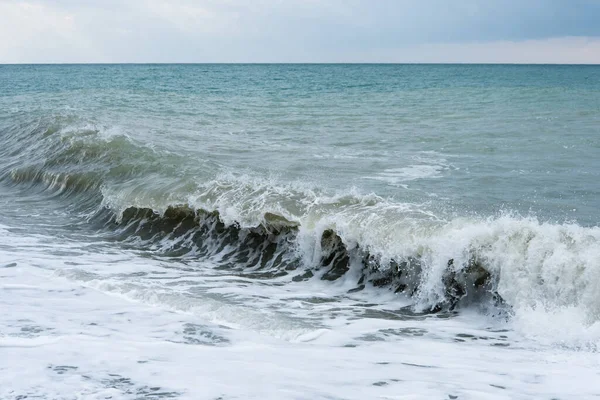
[1,0,600,63]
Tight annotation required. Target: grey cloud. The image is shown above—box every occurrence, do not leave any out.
[1,0,600,62]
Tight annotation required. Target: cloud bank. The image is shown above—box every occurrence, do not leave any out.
[1,0,600,63]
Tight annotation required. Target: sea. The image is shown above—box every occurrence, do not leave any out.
[1,64,599,399]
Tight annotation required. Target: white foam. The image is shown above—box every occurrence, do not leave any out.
[2,224,600,399]
[369,164,445,184]
[365,151,451,185]
[3,264,599,399]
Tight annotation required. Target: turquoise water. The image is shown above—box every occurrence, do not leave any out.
[2,64,599,224]
[1,64,600,399]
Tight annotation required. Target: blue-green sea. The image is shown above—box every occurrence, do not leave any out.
[1,65,600,399]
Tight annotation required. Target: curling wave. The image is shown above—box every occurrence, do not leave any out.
[2,117,600,321]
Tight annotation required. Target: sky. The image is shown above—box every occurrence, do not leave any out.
[1,0,600,63]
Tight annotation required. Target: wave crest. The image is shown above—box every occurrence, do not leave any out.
[2,117,600,322]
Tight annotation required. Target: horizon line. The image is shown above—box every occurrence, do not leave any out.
[2,62,600,66]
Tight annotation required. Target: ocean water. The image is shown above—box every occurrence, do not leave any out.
[1,64,599,399]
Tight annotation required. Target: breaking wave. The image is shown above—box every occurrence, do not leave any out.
[2,117,600,323]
